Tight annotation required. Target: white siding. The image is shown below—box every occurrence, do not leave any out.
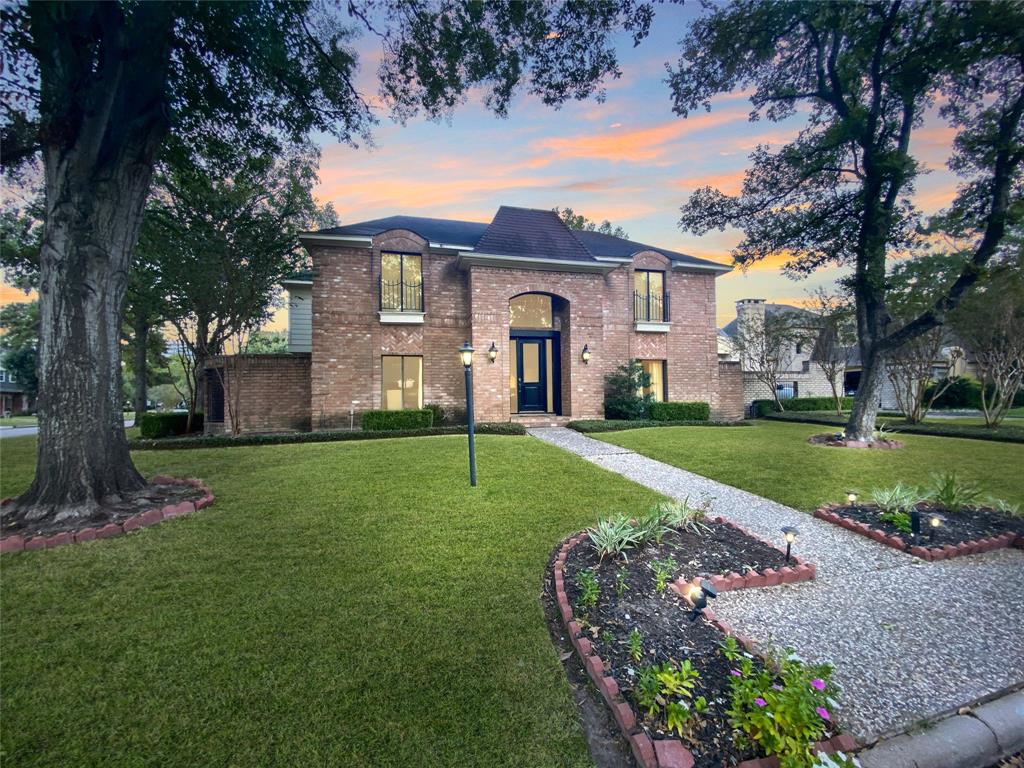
[287,286,312,353]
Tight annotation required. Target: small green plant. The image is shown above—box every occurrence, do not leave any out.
[665,700,692,737]
[985,496,1021,517]
[635,665,661,717]
[878,509,913,534]
[656,498,711,534]
[649,557,677,592]
[725,648,838,768]
[655,659,698,697]
[869,483,921,516]
[635,508,673,545]
[693,695,708,714]
[587,515,642,561]
[627,628,643,662]
[576,570,599,610]
[928,471,981,513]
[615,567,628,598]
[719,635,741,662]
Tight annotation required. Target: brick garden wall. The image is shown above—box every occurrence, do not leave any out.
[205,354,311,434]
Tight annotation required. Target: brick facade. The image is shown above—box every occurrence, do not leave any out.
[204,354,311,434]
[210,224,735,433]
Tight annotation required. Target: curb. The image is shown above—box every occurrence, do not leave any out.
[857,690,1024,768]
[553,529,850,768]
[813,505,1020,561]
[0,476,215,554]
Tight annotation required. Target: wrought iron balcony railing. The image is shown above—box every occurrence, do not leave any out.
[381,279,424,312]
[633,290,669,322]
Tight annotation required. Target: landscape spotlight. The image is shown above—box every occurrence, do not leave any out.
[929,513,945,541]
[847,491,858,504]
[581,344,591,363]
[781,526,799,563]
[487,342,498,363]
[687,580,718,622]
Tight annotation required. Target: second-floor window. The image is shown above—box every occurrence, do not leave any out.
[381,252,423,312]
[634,269,667,322]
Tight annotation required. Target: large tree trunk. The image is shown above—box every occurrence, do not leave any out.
[846,349,886,441]
[7,3,175,524]
[132,311,150,416]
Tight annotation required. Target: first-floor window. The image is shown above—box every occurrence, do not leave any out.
[776,381,798,400]
[382,355,423,410]
[639,360,666,402]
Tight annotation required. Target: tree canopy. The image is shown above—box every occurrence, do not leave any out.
[555,207,629,238]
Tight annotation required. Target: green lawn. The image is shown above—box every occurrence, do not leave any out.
[0,416,38,428]
[1,434,662,768]
[597,420,1024,511]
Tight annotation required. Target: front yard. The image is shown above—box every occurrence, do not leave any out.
[0,434,661,768]
[596,420,1024,511]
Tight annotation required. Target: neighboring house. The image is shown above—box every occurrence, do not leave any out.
[203,205,745,434]
[0,366,31,415]
[721,298,974,412]
[720,299,838,406]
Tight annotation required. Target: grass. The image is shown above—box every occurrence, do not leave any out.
[596,420,1024,511]
[0,416,38,428]
[764,410,1024,443]
[0,434,663,768]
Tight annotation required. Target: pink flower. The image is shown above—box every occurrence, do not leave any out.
[816,707,831,720]
[754,697,767,707]
[811,678,826,691]
[730,669,742,677]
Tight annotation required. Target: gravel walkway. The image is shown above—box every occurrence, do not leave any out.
[530,427,1024,743]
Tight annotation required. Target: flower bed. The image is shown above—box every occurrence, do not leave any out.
[0,476,215,553]
[551,507,852,768]
[807,433,904,450]
[814,502,1023,561]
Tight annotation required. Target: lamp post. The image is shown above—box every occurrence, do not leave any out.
[781,526,799,563]
[459,341,477,487]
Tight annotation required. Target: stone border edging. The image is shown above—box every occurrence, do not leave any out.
[0,475,215,554]
[813,504,1021,561]
[553,531,851,768]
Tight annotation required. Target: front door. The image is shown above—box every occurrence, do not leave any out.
[516,338,546,412]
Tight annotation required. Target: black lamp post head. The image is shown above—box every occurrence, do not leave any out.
[459,340,474,368]
[781,526,799,543]
[687,580,718,621]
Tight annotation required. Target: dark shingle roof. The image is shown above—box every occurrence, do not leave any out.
[316,215,488,248]
[475,206,594,262]
[571,229,728,270]
[307,207,730,271]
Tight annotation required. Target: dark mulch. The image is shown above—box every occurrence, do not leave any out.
[562,523,826,768]
[0,483,204,538]
[834,502,1024,548]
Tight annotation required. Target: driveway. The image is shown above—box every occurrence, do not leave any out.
[0,418,135,439]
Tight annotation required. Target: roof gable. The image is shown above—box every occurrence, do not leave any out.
[475,206,594,262]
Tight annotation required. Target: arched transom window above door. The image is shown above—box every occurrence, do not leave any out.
[509,294,553,329]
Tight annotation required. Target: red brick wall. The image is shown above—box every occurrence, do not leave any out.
[715,361,745,421]
[205,354,311,434]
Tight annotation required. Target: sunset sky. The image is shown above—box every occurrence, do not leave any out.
[1,4,962,329]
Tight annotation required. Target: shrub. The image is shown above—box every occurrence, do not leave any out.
[753,396,853,416]
[927,471,981,513]
[603,360,652,420]
[567,419,751,433]
[138,411,204,438]
[869,483,922,516]
[131,422,524,450]
[423,403,445,425]
[587,515,642,561]
[361,409,434,431]
[927,376,1024,410]
[424,403,468,425]
[649,401,711,421]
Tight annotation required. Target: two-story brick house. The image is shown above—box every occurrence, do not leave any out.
[204,206,744,433]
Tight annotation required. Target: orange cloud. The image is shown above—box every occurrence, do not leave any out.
[671,169,747,196]
[529,110,747,164]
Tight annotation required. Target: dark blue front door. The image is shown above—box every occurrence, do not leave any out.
[516,339,546,412]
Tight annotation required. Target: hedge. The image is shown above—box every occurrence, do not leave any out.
[138,411,204,438]
[751,396,853,417]
[926,376,1024,410]
[130,422,526,450]
[764,410,1024,444]
[361,409,434,431]
[567,419,751,433]
[649,401,711,421]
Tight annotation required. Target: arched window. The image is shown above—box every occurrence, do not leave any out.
[509,294,553,329]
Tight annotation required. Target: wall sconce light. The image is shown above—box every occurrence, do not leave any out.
[781,526,799,563]
[687,580,718,621]
[581,344,591,364]
[488,342,498,363]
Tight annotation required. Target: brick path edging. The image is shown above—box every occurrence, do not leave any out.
[813,504,1021,562]
[0,476,215,554]
[553,532,853,768]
